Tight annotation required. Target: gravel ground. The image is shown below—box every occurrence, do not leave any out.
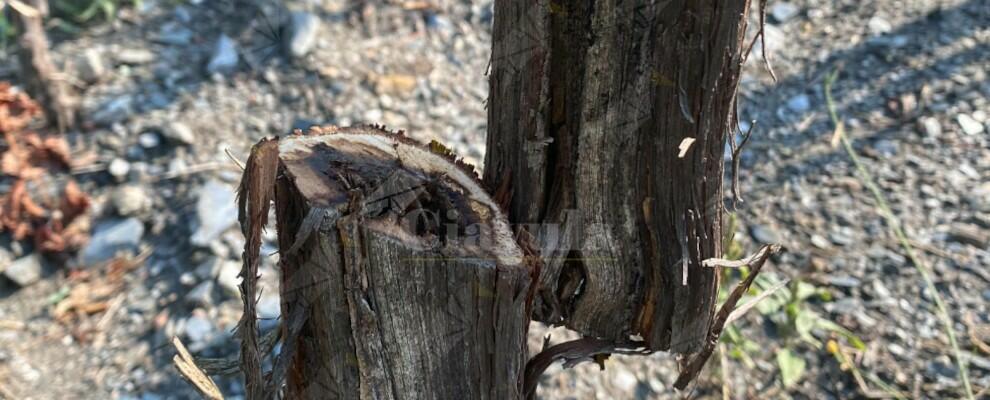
[0,0,987,399]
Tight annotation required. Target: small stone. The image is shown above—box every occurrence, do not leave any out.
[810,234,830,249]
[161,121,196,145]
[956,114,985,135]
[770,2,800,23]
[156,21,193,45]
[983,290,990,302]
[111,185,152,216]
[872,280,892,299]
[287,11,321,58]
[613,369,638,393]
[207,35,239,73]
[80,218,144,266]
[190,180,238,247]
[966,183,990,212]
[185,281,216,307]
[364,108,384,122]
[76,49,106,83]
[786,94,811,113]
[91,97,133,125]
[116,48,156,64]
[184,315,215,344]
[750,224,781,244]
[179,272,198,286]
[374,74,418,97]
[873,139,898,156]
[4,254,43,287]
[216,260,242,297]
[829,227,855,246]
[108,158,131,181]
[918,116,942,137]
[827,275,862,288]
[138,132,161,148]
[867,16,892,35]
[947,224,988,248]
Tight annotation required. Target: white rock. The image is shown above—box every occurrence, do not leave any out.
[162,121,196,145]
[108,158,131,181]
[956,113,985,135]
[918,116,941,137]
[216,260,242,297]
[207,35,239,73]
[4,254,43,287]
[116,48,156,64]
[868,16,892,35]
[138,132,161,148]
[190,179,238,247]
[111,185,152,216]
[76,49,106,83]
[287,11,321,58]
[770,2,800,23]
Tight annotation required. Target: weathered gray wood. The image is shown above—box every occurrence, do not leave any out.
[485,1,752,353]
[272,127,533,399]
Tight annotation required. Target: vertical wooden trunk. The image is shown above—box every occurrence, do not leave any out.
[268,127,534,399]
[12,0,75,133]
[485,0,751,353]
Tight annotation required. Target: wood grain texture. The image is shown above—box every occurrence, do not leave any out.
[485,0,751,353]
[274,127,533,399]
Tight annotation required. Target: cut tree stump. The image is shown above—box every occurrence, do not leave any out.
[238,126,536,399]
[484,0,753,354]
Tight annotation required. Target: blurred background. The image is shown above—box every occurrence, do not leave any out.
[0,0,987,398]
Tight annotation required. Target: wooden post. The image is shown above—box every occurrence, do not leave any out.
[484,1,752,353]
[240,126,536,399]
[11,0,75,133]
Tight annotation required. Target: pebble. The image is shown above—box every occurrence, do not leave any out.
[287,11,321,58]
[80,218,145,266]
[946,224,988,248]
[966,183,990,212]
[116,48,156,64]
[750,224,781,244]
[185,281,216,307]
[873,139,898,156]
[918,116,941,137]
[161,121,196,145]
[956,113,984,135]
[612,369,638,393]
[829,227,855,246]
[810,234,830,249]
[216,260,242,297]
[867,16,892,35]
[786,94,811,113]
[111,185,152,216]
[4,254,43,287]
[108,158,131,181]
[0,247,12,271]
[827,275,862,288]
[207,34,239,73]
[184,315,215,344]
[92,97,133,125]
[770,2,800,23]
[138,131,161,148]
[156,21,193,45]
[190,180,238,247]
[76,49,106,83]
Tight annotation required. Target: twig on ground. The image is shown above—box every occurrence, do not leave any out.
[824,68,974,400]
[523,336,651,398]
[172,337,224,400]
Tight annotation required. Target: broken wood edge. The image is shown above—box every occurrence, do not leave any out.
[172,336,224,400]
[673,244,783,390]
[235,137,280,400]
[523,337,650,399]
[278,128,524,266]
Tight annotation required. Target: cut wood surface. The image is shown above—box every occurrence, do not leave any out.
[254,126,535,399]
[485,0,752,353]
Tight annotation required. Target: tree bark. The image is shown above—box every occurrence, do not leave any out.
[12,0,75,133]
[485,0,751,353]
[256,127,535,399]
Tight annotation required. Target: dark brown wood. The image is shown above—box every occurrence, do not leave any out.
[263,126,534,399]
[485,0,752,353]
[12,0,75,133]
